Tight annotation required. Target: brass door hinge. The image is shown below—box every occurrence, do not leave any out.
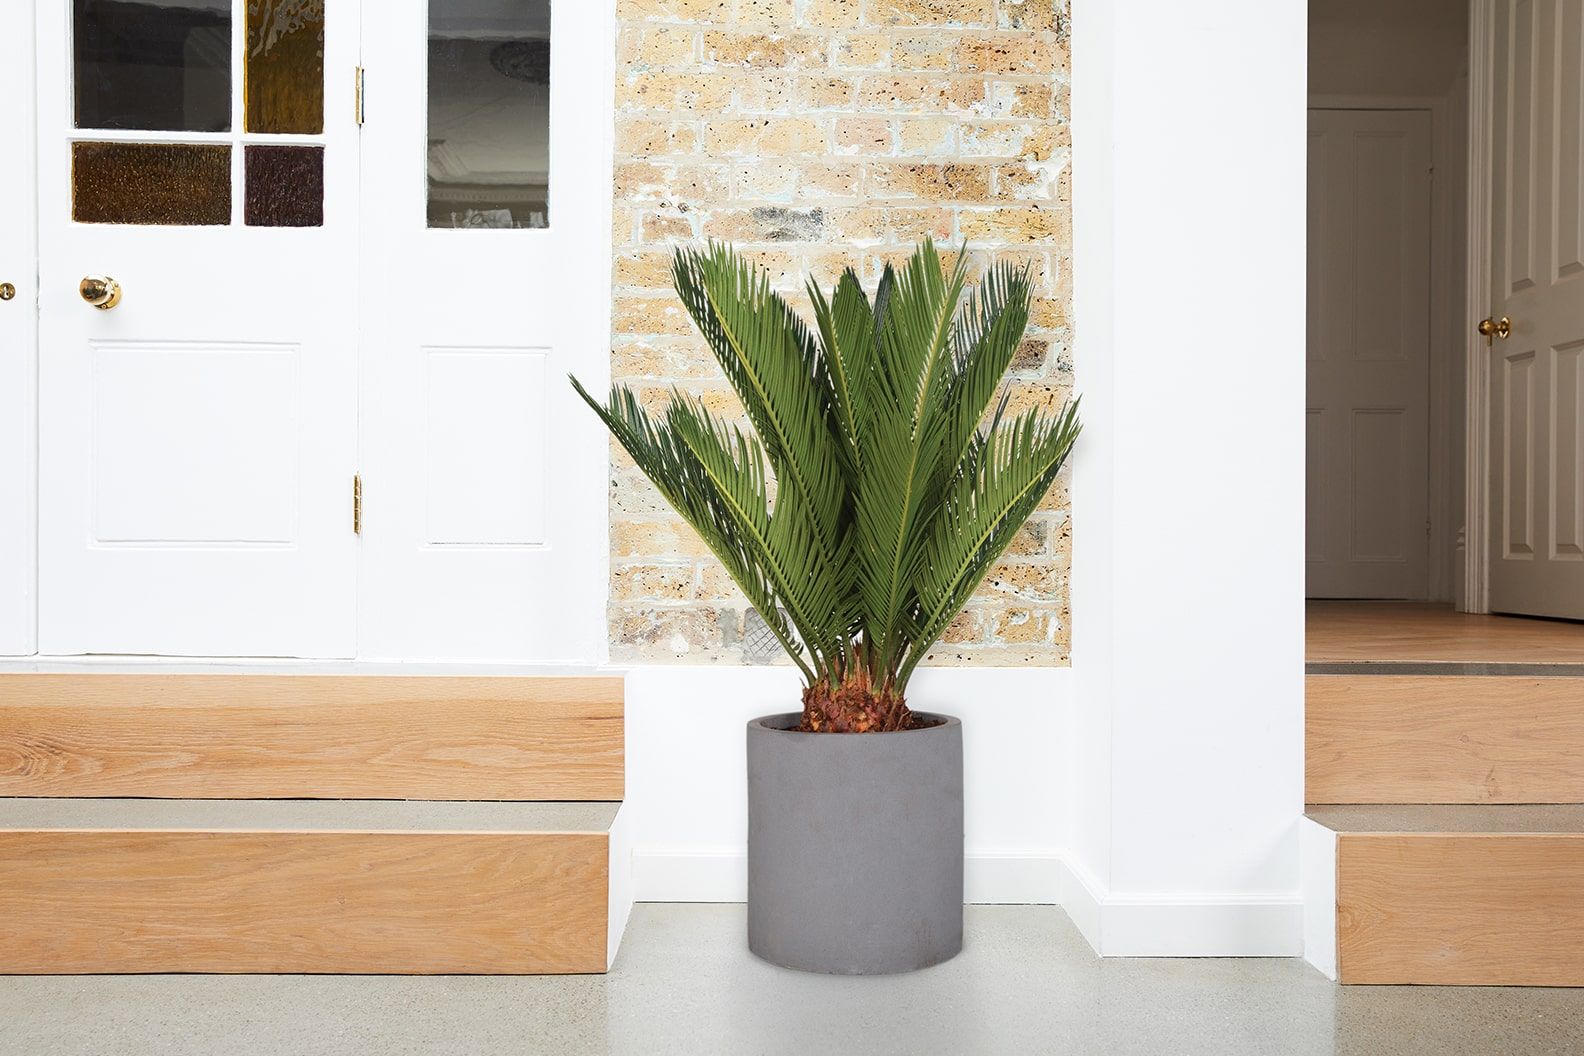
[354,66,365,126]
[353,474,363,535]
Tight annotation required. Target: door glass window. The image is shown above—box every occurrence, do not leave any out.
[244,145,325,227]
[71,0,326,227]
[428,1,551,229]
[72,142,232,226]
[245,1,326,134]
[73,0,232,132]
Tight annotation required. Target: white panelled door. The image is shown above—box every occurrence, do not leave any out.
[357,1,612,661]
[36,2,360,656]
[1486,0,1584,620]
[1306,109,1433,599]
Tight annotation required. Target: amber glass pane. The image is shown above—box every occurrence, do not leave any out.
[72,142,231,226]
[74,0,231,132]
[245,145,325,227]
[428,1,552,229]
[245,0,326,134]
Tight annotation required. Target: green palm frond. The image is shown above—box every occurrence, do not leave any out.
[904,399,1081,685]
[573,239,1080,704]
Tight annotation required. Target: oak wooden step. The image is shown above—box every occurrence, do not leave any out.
[0,798,633,975]
[1306,805,1584,986]
[0,674,624,800]
[1306,668,1584,803]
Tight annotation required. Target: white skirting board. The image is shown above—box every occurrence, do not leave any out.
[632,850,1303,958]
[633,848,1066,905]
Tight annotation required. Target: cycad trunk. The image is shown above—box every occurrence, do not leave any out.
[800,675,915,733]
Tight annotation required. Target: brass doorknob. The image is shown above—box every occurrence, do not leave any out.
[1477,315,1511,340]
[79,275,122,310]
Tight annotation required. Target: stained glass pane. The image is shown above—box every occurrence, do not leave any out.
[72,142,231,226]
[428,1,552,229]
[245,145,325,227]
[74,0,231,132]
[246,0,326,134]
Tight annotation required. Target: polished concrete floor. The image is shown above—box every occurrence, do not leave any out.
[2,905,1581,1056]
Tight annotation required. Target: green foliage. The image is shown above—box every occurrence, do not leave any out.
[573,240,1080,696]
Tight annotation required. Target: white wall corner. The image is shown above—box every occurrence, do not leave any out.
[1060,857,1302,958]
[1300,817,1339,980]
[1055,856,1106,953]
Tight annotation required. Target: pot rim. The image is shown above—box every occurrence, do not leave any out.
[749,711,960,735]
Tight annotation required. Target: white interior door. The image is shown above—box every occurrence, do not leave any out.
[357,1,613,661]
[1307,108,1434,599]
[1486,0,1584,620]
[36,1,360,656]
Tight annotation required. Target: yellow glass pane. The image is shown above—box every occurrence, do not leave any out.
[72,142,231,226]
[245,0,325,134]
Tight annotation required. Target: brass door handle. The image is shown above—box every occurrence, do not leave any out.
[1477,315,1511,340]
[80,275,122,310]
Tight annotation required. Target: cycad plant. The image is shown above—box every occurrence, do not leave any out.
[573,240,1080,733]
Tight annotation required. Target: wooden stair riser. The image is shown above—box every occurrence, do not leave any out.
[0,829,610,974]
[0,674,624,800]
[1337,832,1584,986]
[1306,674,1584,803]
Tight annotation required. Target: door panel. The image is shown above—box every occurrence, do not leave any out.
[1488,0,1584,619]
[36,1,359,656]
[1306,109,1433,599]
[358,1,611,661]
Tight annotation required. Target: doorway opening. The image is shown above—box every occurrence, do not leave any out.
[1307,0,1584,626]
[1306,0,1469,608]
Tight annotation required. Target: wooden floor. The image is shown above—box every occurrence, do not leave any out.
[1306,602,1584,665]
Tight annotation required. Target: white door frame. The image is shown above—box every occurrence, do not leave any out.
[0,1,38,655]
[1463,0,1495,613]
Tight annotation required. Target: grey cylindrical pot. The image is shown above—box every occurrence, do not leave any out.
[746,712,963,975]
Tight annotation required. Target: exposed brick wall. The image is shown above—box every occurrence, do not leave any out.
[609,0,1073,666]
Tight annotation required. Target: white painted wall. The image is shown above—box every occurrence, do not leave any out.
[0,0,36,656]
[1066,0,1308,955]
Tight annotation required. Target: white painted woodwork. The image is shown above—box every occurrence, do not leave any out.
[356,3,613,661]
[1486,0,1584,619]
[0,3,37,655]
[33,3,361,656]
[1306,109,1434,598]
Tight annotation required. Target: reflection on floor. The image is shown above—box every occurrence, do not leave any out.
[3,904,1582,1056]
[1306,600,1584,664]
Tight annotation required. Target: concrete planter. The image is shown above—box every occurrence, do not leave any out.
[746,712,964,975]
